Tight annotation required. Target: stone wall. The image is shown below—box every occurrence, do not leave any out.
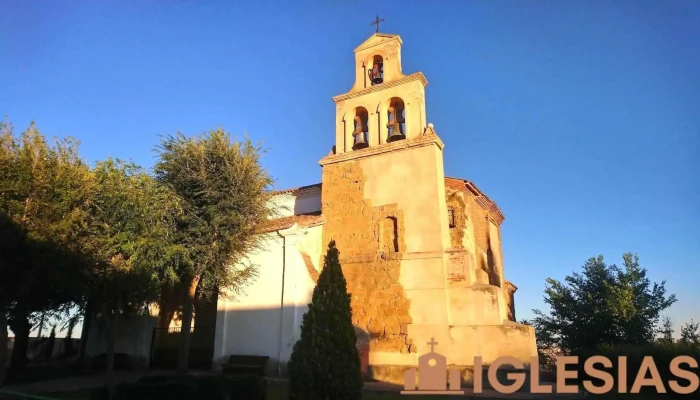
[505,281,517,322]
[321,160,415,354]
[447,187,502,288]
[446,190,467,249]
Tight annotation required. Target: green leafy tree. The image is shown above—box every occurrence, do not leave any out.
[657,316,675,344]
[0,211,28,383]
[680,320,700,344]
[529,253,676,355]
[287,241,363,400]
[76,159,183,399]
[154,129,275,373]
[0,119,91,376]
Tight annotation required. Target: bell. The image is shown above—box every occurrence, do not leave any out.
[386,107,405,143]
[353,131,368,149]
[370,62,383,84]
[353,116,368,150]
[387,126,404,143]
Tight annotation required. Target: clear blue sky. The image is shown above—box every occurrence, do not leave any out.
[2,0,699,335]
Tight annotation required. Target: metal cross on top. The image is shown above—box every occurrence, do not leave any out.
[370,15,385,33]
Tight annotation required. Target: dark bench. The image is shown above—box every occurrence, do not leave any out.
[221,355,270,377]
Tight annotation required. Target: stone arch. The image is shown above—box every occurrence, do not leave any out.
[338,109,348,153]
[352,106,370,150]
[375,99,387,144]
[386,97,406,143]
[367,55,384,86]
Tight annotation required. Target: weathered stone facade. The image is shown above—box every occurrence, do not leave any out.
[320,161,415,353]
[213,31,537,382]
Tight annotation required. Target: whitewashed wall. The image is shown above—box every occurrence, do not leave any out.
[85,312,157,368]
[293,192,322,215]
[213,224,322,374]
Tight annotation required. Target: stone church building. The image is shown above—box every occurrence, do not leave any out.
[212,32,536,381]
[85,31,536,382]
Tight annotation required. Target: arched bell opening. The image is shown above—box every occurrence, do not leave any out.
[386,97,406,143]
[352,107,370,150]
[368,55,384,86]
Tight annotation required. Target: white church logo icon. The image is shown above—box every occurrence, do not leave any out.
[401,338,464,395]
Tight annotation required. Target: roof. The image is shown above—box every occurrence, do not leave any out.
[270,183,322,196]
[444,177,505,226]
[257,212,324,234]
[263,176,504,233]
[354,33,402,52]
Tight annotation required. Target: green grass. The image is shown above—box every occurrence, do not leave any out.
[41,384,464,400]
[39,382,690,400]
[39,388,94,400]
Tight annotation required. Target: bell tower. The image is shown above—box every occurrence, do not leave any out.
[318,29,537,383]
[332,33,428,153]
[320,29,454,370]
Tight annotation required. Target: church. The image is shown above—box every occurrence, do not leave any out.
[211,31,537,382]
[84,30,537,383]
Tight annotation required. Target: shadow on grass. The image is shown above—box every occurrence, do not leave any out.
[41,383,466,400]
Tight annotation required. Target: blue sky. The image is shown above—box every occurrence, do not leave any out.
[2,0,698,336]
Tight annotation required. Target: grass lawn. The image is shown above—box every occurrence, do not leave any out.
[39,382,689,400]
[42,383,464,400]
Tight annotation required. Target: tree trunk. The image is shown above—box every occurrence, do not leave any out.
[8,311,30,377]
[157,285,179,330]
[176,275,200,375]
[0,304,8,386]
[78,297,93,365]
[102,303,118,400]
[36,313,45,339]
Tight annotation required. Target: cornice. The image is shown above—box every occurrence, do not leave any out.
[354,33,403,52]
[319,133,443,167]
[332,72,428,103]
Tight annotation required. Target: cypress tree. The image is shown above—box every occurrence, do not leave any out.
[287,240,363,400]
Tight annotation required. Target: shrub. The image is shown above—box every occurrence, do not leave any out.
[222,375,267,400]
[287,241,363,400]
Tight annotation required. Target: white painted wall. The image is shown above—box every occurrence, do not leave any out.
[293,192,322,215]
[268,191,322,218]
[85,312,157,368]
[213,224,322,372]
[268,194,296,218]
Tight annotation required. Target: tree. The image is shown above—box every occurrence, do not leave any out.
[63,315,77,357]
[154,129,275,374]
[0,211,28,383]
[680,320,700,344]
[287,241,363,400]
[0,119,92,376]
[42,325,56,359]
[76,158,183,400]
[657,316,675,344]
[529,253,676,355]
